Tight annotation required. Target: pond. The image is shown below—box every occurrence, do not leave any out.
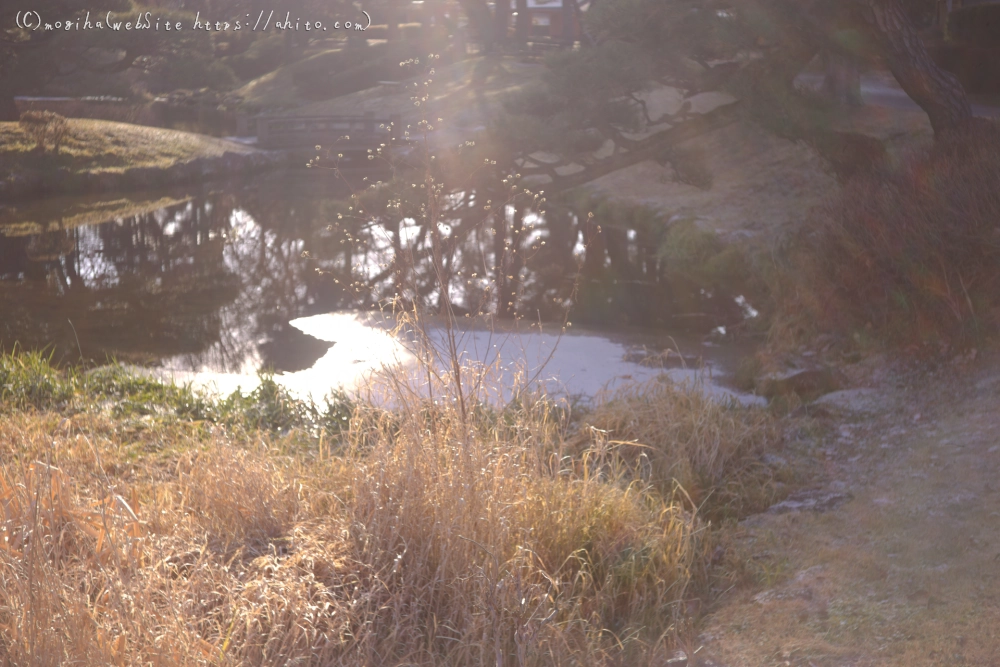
[0,169,762,404]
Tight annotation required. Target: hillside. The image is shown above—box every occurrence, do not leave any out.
[0,118,278,200]
[0,119,259,177]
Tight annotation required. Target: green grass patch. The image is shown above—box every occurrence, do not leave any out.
[0,350,354,439]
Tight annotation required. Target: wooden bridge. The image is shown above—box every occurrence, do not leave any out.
[250,112,401,151]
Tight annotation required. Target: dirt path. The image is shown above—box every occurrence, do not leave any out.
[697,349,1000,666]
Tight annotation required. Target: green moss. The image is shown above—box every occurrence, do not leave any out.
[659,219,724,272]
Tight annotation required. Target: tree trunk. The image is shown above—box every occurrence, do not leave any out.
[577,0,595,46]
[498,206,525,318]
[515,0,529,45]
[562,0,578,44]
[459,0,495,53]
[426,0,445,32]
[492,209,509,316]
[821,48,863,105]
[854,0,972,134]
[493,0,510,49]
[386,0,400,41]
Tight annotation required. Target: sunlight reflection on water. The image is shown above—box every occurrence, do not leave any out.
[152,311,766,407]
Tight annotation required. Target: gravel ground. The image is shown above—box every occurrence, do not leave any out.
[696,346,1000,666]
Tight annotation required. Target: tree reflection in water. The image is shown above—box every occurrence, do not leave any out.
[1,199,239,367]
[0,171,746,373]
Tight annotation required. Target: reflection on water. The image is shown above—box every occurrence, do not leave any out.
[292,312,765,406]
[1,177,353,373]
[0,171,755,398]
[152,311,764,407]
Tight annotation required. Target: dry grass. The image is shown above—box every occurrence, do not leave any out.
[776,118,1000,347]
[698,370,1000,666]
[579,379,782,521]
[0,119,255,178]
[17,111,69,154]
[0,347,781,665]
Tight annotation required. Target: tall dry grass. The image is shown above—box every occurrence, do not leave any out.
[777,118,1000,347]
[0,338,782,667]
[579,378,780,521]
[17,111,69,154]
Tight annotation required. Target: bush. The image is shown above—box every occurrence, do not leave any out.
[290,43,429,99]
[226,33,287,80]
[658,220,768,311]
[0,350,75,410]
[145,55,237,94]
[793,119,1000,345]
[18,110,69,153]
[658,144,714,190]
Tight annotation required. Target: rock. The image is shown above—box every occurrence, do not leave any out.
[757,366,841,399]
[684,90,738,114]
[975,374,1000,390]
[811,388,881,414]
[220,150,244,173]
[691,659,729,667]
[665,651,688,666]
[762,453,789,469]
[622,347,700,368]
[768,488,852,514]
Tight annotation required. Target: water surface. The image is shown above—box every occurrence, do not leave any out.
[0,170,759,403]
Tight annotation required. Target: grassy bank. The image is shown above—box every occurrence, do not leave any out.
[0,351,782,665]
[0,119,257,177]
